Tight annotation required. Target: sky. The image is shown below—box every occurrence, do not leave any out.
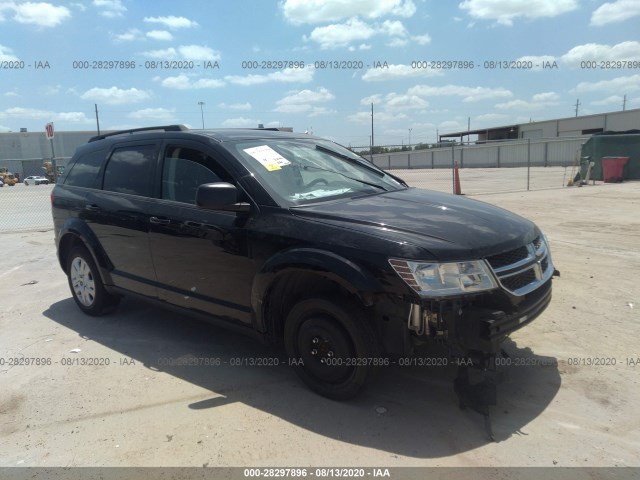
[0,0,639,147]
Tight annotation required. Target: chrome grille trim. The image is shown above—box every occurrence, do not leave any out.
[486,236,554,297]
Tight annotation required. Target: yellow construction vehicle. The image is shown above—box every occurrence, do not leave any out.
[0,167,17,186]
[43,161,65,183]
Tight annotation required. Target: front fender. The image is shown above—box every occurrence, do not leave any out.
[251,247,383,332]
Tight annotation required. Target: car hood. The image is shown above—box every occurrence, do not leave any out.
[290,188,539,261]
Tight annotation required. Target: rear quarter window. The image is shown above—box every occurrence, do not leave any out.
[62,149,105,188]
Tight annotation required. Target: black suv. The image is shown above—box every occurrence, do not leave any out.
[52,125,556,405]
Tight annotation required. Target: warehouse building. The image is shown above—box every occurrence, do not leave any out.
[440,107,640,143]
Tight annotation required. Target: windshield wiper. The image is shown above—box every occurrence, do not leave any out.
[315,145,384,176]
[301,164,387,191]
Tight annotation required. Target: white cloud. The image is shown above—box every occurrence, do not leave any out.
[158,74,225,90]
[412,34,431,45]
[571,75,640,94]
[276,88,335,106]
[274,88,336,115]
[281,0,416,24]
[128,108,176,121]
[146,30,173,41]
[39,85,61,95]
[408,84,513,102]
[561,41,640,66]
[113,29,143,42]
[222,117,261,127]
[177,45,220,61]
[384,93,429,110]
[0,44,19,62]
[439,120,463,131]
[143,15,198,29]
[591,0,640,26]
[141,45,220,61]
[218,102,252,111]
[475,113,509,124]
[306,18,376,49]
[591,95,625,106]
[93,0,126,18]
[496,91,560,110]
[57,112,92,123]
[459,0,578,26]
[5,91,20,97]
[360,94,383,105]
[142,48,178,59]
[362,63,443,82]
[305,17,427,49]
[0,107,90,123]
[225,67,314,86]
[10,2,71,27]
[80,87,151,105]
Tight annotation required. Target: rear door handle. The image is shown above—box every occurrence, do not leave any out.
[85,204,101,212]
[150,216,171,225]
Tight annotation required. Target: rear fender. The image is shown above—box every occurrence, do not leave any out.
[57,218,114,285]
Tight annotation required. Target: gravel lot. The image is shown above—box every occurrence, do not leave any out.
[0,180,638,473]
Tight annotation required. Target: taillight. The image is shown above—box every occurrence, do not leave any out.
[50,192,55,205]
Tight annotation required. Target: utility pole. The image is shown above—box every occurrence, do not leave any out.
[622,95,627,111]
[574,98,580,117]
[198,101,205,129]
[408,128,412,148]
[95,104,100,135]
[370,103,374,153]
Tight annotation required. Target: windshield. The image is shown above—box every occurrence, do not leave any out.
[229,138,405,205]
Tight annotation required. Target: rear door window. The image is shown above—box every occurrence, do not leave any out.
[103,144,156,197]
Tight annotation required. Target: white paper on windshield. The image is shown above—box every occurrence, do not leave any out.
[243,145,291,171]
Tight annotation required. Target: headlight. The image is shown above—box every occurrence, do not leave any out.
[389,258,498,297]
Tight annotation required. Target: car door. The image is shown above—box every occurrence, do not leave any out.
[86,140,159,298]
[147,141,255,324]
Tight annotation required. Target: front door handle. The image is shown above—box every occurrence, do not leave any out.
[85,204,101,212]
[150,216,171,225]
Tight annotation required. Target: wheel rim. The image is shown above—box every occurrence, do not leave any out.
[296,316,355,384]
[70,256,96,307]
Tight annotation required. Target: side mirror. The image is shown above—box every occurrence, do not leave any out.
[196,183,251,213]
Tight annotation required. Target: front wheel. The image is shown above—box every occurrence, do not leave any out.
[284,297,380,400]
[66,246,119,316]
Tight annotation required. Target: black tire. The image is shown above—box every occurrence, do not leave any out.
[66,246,119,316]
[284,297,380,400]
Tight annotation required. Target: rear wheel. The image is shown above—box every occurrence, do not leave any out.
[66,246,119,316]
[284,297,380,400]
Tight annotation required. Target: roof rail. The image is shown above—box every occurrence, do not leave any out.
[88,125,188,142]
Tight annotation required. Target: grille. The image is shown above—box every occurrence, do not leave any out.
[502,270,537,291]
[486,237,553,296]
[487,246,529,269]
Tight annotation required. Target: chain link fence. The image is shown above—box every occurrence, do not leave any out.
[351,137,589,194]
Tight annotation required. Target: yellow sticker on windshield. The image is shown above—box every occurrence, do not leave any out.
[243,145,291,172]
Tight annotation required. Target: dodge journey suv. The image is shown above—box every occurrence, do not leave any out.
[52,125,556,416]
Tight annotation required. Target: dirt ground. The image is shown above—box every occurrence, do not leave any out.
[0,181,639,472]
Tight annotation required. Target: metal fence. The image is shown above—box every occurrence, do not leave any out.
[0,157,71,181]
[350,136,589,195]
